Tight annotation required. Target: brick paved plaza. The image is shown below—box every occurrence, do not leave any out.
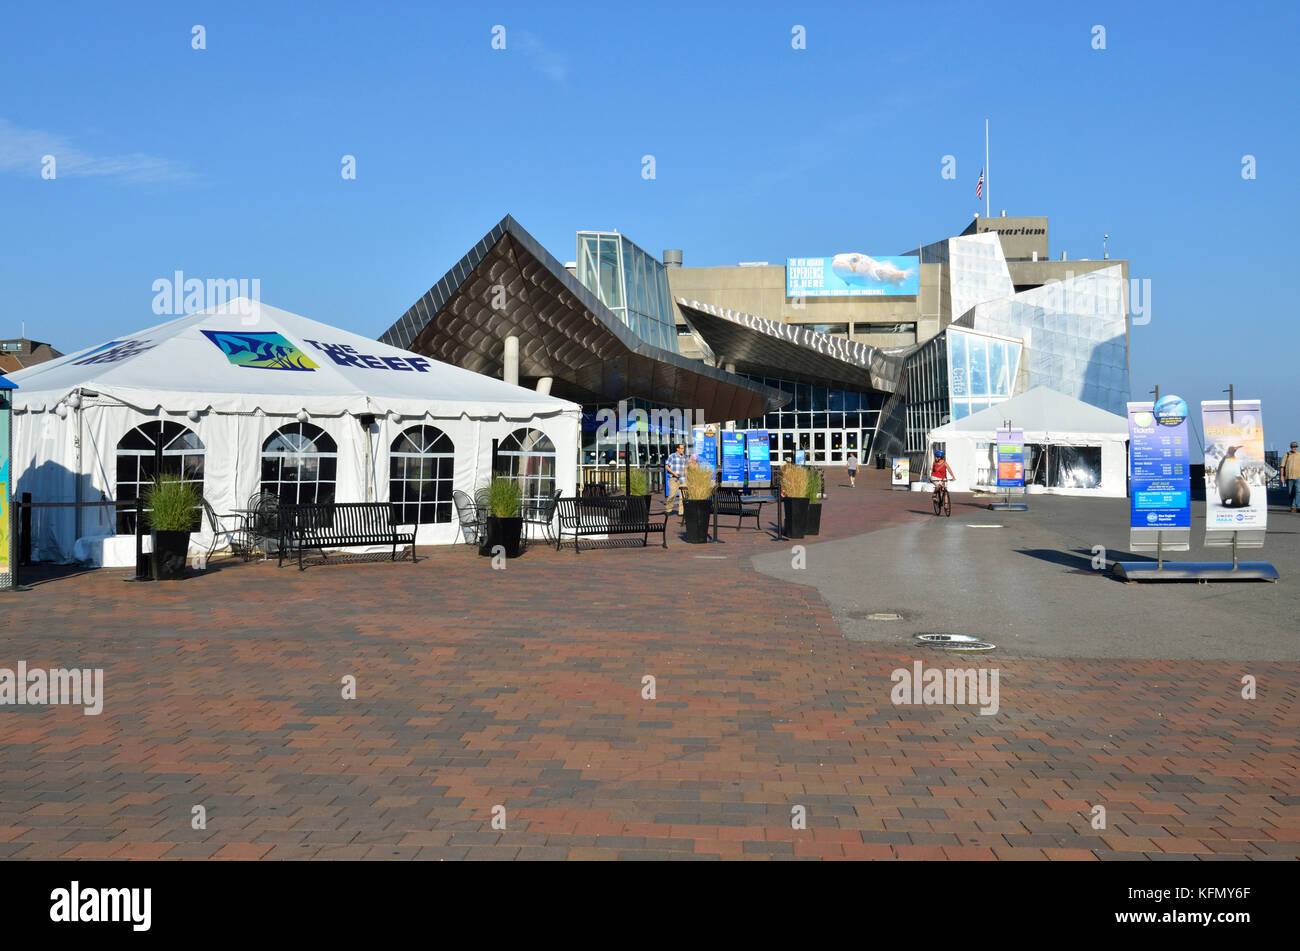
[1,469,1296,861]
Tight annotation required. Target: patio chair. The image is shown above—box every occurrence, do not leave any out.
[523,489,562,545]
[203,498,253,562]
[452,489,483,547]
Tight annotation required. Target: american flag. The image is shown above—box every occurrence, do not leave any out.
[975,168,984,199]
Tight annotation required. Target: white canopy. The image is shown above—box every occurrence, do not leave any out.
[9,298,581,563]
[926,386,1129,496]
[9,298,571,420]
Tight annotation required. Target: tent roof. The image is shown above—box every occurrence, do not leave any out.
[929,386,1128,439]
[7,298,580,420]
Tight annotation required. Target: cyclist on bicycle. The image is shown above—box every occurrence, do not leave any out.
[931,450,956,493]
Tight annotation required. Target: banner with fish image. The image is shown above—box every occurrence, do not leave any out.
[786,254,919,298]
[1202,399,1267,534]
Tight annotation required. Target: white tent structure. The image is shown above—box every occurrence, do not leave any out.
[925,386,1129,497]
[8,298,581,564]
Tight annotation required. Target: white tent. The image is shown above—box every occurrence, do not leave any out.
[8,298,581,564]
[925,386,1129,497]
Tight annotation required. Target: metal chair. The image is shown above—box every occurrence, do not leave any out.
[203,498,252,562]
[246,491,281,561]
[523,489,561,544]
[452,489,483,547]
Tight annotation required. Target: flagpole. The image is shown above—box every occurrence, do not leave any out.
[985,117,990,218]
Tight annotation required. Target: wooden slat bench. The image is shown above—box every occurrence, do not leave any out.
[277,502,416,570]
[555,496,667,553]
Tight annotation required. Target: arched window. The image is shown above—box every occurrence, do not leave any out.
[262,422,337,504]
[389,425,454,524]
[497,428,556,507]
[116,421,205,533]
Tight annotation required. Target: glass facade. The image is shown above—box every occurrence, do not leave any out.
[966,267,1129,416]
[904,327,1024,452]
[733,375,885,465]
[576,232,678,352]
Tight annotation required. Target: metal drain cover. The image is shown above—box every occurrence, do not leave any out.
[866,612,902,621]
[914,633,996,651]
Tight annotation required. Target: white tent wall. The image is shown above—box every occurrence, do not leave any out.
[925,429,1128,497]
[14,400,580,564]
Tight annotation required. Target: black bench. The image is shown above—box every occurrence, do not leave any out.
[277,502,416,569]
[555,496,667,553]
[712,488,768,530]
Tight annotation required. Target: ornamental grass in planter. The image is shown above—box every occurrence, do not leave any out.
[626,467,651,521]
[143,476,201,580]
[682,462,715,543]
[805,468,823,535]
[780,465,810,539]
[479,476,524,558]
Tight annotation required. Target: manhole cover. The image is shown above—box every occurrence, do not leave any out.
[914,633,996,652]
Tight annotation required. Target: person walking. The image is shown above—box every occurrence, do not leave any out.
[665,443,688,517]
[1283,441,1300,512]
[847,453,859,488]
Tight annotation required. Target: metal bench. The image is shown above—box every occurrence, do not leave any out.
[711,488,768,530]
[277,502,416,569]
[554,496,667,553]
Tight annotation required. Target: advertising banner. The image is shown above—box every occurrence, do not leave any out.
[891,457,910,487]
[745,430,771,484]
[1202,399,1268,542]
[691,426,717,471]
[1128,397,1191,542]
[786,254,919,298]
[995,428,1025,488]
[0,386,11,588]
[720,431,746,485]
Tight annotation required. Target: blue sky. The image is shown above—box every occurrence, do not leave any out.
[3,1,1296,447]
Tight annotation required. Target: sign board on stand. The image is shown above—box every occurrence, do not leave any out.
[891,457,910,490]
[691,426,717,472]
[745,430,771,485]
[1201,399,1267,548]
[1127,397,1192,555]
[720,431,746,486]
[991,427,1027,510]
[0,378,14,590]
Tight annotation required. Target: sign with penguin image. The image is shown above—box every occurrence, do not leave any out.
[1201,399,1268,544]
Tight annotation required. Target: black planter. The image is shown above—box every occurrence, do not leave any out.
[683,499,712,543]
[479,516,523,558]
[805,502,822,536]
[783,497,809,539]
[150,530,191,580]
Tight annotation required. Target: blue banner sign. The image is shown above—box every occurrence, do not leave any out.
[786,254,919,298]
[720,432,746,484]
[691,427,717,471]
[1128,399,1190,529]
[746,430,771,483]
[995,428,1025,488]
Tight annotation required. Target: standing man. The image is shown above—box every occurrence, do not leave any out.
[847,453,859,488]
[665,442,688,517]
[1284,441,1300,512]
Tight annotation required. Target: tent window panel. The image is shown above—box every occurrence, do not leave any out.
[497,428,556,509]
[261,422,338,507]
[115,420,206,534]
[389,425,454,525]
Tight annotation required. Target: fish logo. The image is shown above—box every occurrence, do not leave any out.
[201,331,318,371]
[831,253,914,287]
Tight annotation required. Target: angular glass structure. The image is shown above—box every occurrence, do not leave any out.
[576,232,679,353]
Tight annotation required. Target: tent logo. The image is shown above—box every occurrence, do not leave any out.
[71,339,157,366]
[201,331,318,372]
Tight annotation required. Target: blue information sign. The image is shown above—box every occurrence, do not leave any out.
[1128,400,1191,529]
[746,430,771,483]
[720,432,745,484]
[691,427,717,471]
[995,428,1025,488]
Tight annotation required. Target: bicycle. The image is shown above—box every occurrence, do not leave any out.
[931,478,952,517]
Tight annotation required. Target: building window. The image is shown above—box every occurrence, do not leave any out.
[389,425,454,525]
[116,421,205,533]
[806,323,850,336]
[262,422,337,504]
[497,428,556,507]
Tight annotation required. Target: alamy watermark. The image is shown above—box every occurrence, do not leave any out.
[0,662,104,715]
[593,399,706,442]
[890,660,999,715]
[152,270,260,316]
